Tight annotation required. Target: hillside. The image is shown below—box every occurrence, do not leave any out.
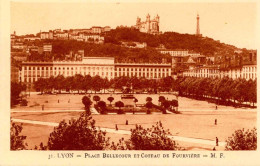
[104,27,244,56]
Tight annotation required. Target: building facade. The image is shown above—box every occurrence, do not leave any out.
[183,64,257,80]
[115,63,171,79]
[19,57,172,84]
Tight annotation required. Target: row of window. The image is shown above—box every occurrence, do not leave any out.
[24,66,114,71]
[23,66,171,73]
[243,67,257,73]
[115,72,169,78]
[184,72,256,80]
[24,71,113,77]
[116,68,169,72]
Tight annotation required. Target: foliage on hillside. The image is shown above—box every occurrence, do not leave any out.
[105,27,240,56]
[31,39,171,63]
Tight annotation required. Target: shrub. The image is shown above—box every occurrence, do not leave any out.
[97,101,107,114]
[10,122,27,150]
[225,128,257,150]
[117,109,125,114]
[113,121,179,150]
[82,96,92,112]
[146,97,153,102]
[145,101,153,114]
[93,95,101,104]
[47,112,110,150]
[115,101,124,113]
[20,99,28,106]
[158,96,166,105]
[107,96,114,106]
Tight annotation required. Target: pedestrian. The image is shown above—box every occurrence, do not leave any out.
[42,105,44,111]
[115,124,118,131]
[216,105,218,110]
[126,120,128,125]
[215,119,217,125]
[216,137,219,146]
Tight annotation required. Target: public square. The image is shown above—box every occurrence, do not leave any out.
[11,93,257,150]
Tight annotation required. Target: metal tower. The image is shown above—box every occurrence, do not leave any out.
[196,14,201,36]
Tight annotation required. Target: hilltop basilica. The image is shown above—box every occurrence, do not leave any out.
[135,14,161,35]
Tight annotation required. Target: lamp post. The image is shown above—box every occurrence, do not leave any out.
[28,83,31,97]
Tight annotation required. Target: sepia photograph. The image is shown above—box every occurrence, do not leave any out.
[1,0,259,165]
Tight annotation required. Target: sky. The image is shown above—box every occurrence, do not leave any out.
[11,2,258,49]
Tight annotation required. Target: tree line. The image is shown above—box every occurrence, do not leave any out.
[30,75,258,107]
[34,75,175,94]
[174,77,257,107]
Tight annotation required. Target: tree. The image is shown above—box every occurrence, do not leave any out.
[146,97,153,102]
[97,101,107,114]
[171,99,179,110]
[92,76,103,93]
[158,96,166,105]
[225,128,257,150]
[162,100,170,110]
[54,75,65,93]
[73,74,84,94]
[11,82,26,106]
[145,101,153,114]
[34,78,47,94]
[10,122,27,150]
[115,101,124,114]
[83,75,92,93]
[82,96,92,112]
[107,96,114,106]
[47,112,110,150]
[128,121,179,150]
[93,95,101,104]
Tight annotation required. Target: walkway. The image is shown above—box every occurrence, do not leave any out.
[11,118,226,147]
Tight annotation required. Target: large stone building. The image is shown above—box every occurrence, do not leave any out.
[183,63,257,81]
[135,14,160,35]
[19,57,172,84]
